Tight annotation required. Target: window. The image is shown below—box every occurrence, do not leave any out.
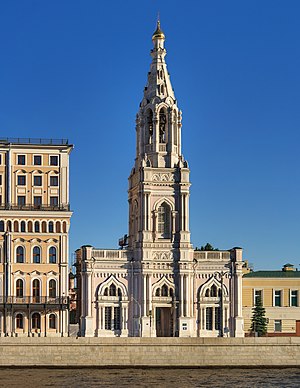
[49,246,57,263]
[161,284,168,297]
[50,155,58,166]
[17,155,25,165]
[274,320,282,332]
[254,290,263,306]
[34,155,42,165]
[32,279,40,300]
[50,176,58,186]
[215,307,221,330]
[20,221,26,232]
[17,175,26,186]
[291,290,298,307]
[0,175,2,185]
[48,221,54,233]
[274,290,282,307]
[16,314,24,329]
[114,307,121,330]
[33,176,42,186]
[105,307,112,330]
[34,221,40,233]
[0,221,4,232]
[49,314,56,329]
[16,246,24,263]
[50,196,58,207]
[206,307,213,330]
[157,203,171,238]
[16,279,24,298]
[49,279,56,298]
[32,312,41,330]
[18,196,26,207]
[33,246,41,263]
[34,196,42,208]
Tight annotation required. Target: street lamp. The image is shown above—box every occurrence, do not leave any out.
[130,258,142,337]
[213,270,231,337]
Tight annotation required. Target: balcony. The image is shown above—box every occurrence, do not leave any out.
[0,296,69,305]
[0,137,69,145]
[0,203,71,211]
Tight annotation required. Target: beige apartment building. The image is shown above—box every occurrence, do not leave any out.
[243,263,300,336]
[0,138,72,336]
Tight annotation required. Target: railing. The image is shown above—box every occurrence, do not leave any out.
[92,249,129,260]
[0,204,70,211]
[0,296,69,304]
[193,251,231,261]
[0,138,69,145]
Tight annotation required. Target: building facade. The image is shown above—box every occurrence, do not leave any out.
[0,138,72,336]
[243,263,300,336]
[76,23,244,338]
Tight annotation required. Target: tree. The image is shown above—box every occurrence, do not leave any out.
[199,243,219,251]
[250,297,267,336]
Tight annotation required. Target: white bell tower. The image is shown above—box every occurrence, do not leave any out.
[128,21,194,337]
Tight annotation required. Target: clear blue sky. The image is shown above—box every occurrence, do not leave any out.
[0,0,299,270]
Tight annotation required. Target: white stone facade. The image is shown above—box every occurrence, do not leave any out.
[77,22,244,338]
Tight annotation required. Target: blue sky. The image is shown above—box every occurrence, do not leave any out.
[0,0,299,270]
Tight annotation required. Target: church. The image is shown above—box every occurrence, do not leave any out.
[75,22,244,338]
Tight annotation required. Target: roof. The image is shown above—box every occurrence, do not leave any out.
[243,271,300,278]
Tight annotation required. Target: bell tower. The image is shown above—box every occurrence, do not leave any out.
[128,21,194,337]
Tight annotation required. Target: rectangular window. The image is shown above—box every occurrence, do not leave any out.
[17,155,25,165]
[114,307,121,330]
[34,196,42,208]
[274,290,282,307]
[33,175,42,186]
[254,290,263,306]
[50,155,58,166]
[0,154,2,164]
[17,175,26,186]
[50,176,58,186]
[17,196,26,206]
[206,307,213,330]
[291,290,298,307]
[105,307,112,330]
[50,196,58,207]
[0,175,2,185]
[215,307,221,331]
[274,320,282,332]
[34,155,42,165]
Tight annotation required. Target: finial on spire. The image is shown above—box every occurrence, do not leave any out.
[152,16,165,41]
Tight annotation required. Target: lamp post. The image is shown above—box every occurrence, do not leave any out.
[130,258,142,337]
[213,270,231,337]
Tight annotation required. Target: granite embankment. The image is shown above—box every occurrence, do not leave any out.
[0,337,299,367]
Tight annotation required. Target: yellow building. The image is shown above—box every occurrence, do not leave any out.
[0,138,72,336]
[243,264,300,336]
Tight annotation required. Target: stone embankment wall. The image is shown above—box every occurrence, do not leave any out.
[0,337,299,367]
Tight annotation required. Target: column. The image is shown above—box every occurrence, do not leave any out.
[180,274,184,316]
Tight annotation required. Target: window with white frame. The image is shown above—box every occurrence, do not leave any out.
[274,319,282,332]
[254,289,263,306]
[290,290,298,307]
[274,290,282,307]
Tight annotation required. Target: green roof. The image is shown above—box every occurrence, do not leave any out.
[243,271,300,278]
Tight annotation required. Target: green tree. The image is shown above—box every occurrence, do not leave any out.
[250,297,267,336]
[199,243,219,251]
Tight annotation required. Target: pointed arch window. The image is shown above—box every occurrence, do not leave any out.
[49,246,57,264]
[16,246,25,263]
[159,110,167,143]
[157,202,171,238]
[48,221,54,233]
[146,110,153,145]
[0,220,4,232]
[34,221,40,233]
[16,279,24,298]
[33,246,41,263]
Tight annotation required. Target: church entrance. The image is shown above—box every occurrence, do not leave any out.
[155,307,173,337]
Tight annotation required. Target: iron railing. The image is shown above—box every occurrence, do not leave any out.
[0,138,69,145]
[0,204,70,211]
[0,296,69,305]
